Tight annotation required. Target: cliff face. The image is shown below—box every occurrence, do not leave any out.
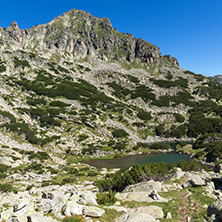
[0,9,178,66]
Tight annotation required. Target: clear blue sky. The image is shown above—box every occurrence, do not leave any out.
[0,0,221,76]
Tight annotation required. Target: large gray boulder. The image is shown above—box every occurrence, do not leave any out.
[10,203,40,222]
[116,192,168,203]
[117,211,157,222]
[35,199,52,214]
[77,191,98,205]
[62,201,84,216]
[0,208,13,221]
[123,180,166,193]
[28,214,58,222]
[172,167,185,180]
[207,201,222,220]
[182,174,206,188]
[136,205,164,219]
[51,196,68,219]
[83,206,105,218]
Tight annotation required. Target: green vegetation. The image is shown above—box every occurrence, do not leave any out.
[170,124,187,138]
[150,77,188,88]
[62,215,86,222]
[27,98,47,106]
[165,71,173,80]
[187,102,222,138]
[152,91,195,107]
[112,129,129,138]
[97,190,117,205]
[0,65,6,72]
[96,160,208,192]
[106,82,130,99]
[193,133,222,162]
[14,57,30,68]
[0,183,13,192]
[49,101,69,107]
[131,85,156,102]
[0,110,16,123]
[149,143,171,150]
[137,111,152,121]
[173,113,185,123]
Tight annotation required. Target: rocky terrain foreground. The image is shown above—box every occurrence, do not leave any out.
[0,165,222,222]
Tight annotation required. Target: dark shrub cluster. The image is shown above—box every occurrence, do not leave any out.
[112,129,129,138]
[131,85,156,102]
[96,160,209,192]
[137,111,152,121]
[97,190,117,205]
[150,77,188,88]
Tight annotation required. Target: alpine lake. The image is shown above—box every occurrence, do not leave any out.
[84,142,193,169]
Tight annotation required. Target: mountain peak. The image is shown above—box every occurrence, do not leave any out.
[0,9,179,67]
[10,21,19,28]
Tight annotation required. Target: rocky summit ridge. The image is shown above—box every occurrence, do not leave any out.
[0,9,179,66]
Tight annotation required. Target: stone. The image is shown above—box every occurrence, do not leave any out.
[189,175,205,186]
[35,199,52,214]
[28,214,58,222]
[116,192,168,203]
[136,205,164,219]
[117,211,156,222]
[62,201,84,216]
[78,191,98,205]
[173,167,185,180]
[166,212,172,219]
[123,180,165,193]
[185,215,191,222]
[150,190,160,200]
[182,174,205,188]
[0,208,14,221]
[207,201,222,220]
[11,203,39,222]
[13,201,30,212]
[83,206,105,218]
[207,214,218,222]
[51,196,68,219]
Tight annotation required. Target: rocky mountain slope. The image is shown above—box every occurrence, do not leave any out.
[211,75,222,85]
[0,9,221,165]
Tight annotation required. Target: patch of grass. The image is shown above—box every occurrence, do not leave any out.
[62,215,86,222]
[98,209,123,222]
[188,186,215,221]
[0,183,13,192]
[14,57,30,68]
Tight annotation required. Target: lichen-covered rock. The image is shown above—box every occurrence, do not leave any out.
[0,208,13,221]
[77,191,98,205]
[62,201,84,216]
[123,180,166,193]
[35,199,52,214]
[117,211,157,222]
[83,206,105,218]
[136,205,164,219]
[116,192,168,203]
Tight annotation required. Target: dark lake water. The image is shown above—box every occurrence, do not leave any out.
[84,152,190,169]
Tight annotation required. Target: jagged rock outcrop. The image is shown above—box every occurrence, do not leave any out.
[0,9,179,66]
